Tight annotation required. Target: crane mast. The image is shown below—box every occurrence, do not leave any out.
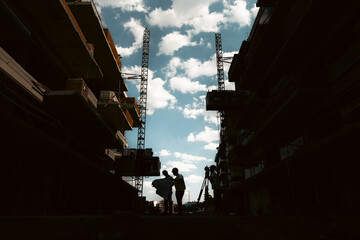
[135,28,150,196]
[215,33,226,126]
[215,33,225,91]
[214,33,229,185]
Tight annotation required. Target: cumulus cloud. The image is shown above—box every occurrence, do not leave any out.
[165,51,236,80]
[176,96,218,125]
[179,56,217,79]
[166,160,197,172]
[169,77,208,94]
[204,110,219,125]
[186,174,204,183]
[157,32,197,56]
[159,149,171,156]
[146,0,218,29]
[146,0,258,36]
[223,0,251,27]
[186,11,224,36]
[174,152,212,162]
[182,106,205,119]
[146,8,179,28]
[122,65,177,115]
[204,142,218,150]
[187,126,219,143]
[116,18,144,57]
[148,78,177,114]
[250,3,260,18]
[94,0,148,12]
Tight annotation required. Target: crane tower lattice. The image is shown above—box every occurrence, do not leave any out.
[135,28,150,196]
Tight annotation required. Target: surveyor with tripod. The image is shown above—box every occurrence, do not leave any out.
[208,165,221,213]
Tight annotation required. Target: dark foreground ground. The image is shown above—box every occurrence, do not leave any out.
[1,213,359,240]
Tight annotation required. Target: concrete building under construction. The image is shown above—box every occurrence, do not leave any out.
[0,0,159,215]
[207,0,360,216]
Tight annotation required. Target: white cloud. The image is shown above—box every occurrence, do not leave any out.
[186,174,204,183]
[146,0,257,36]
[166,160,197,172]
[181,56,217,79]
[176,96,219,125]
[186,11,224,35]
[148,78,177,115]
[159,149,171,156]
[122,65,177,115]
[225,79,235,90]
[165,53,239,80]
[146,8,179,28]
[223,0,252,27]
[180,96,206,120]
[157,32,197,56]
[165,57,181,78]
[169,76,208,94]
[182,106,205,120]
[250,3,260,18]
[146,0,218,30]
[94,0,148,12]
[116,18,144,57]
[143,180,157,198]
[174,152,212,162]
[204,142,218,150]
[204,110,219,125]
[187,126,219,143]
[187,126,220,151]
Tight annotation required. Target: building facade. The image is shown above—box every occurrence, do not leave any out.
[0,0,149,215]
[207,0,360,215]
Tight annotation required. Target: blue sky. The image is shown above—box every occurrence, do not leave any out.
[93,0,258,203]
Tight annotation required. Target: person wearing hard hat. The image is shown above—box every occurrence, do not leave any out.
[172,167,186,216]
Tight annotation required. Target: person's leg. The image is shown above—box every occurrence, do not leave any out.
[169,199,173,214]
[214,189,221,213]
[168,193,173,214]
[164,198,169,214]
[177,191,184,215]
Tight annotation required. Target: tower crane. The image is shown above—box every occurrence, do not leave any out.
[215,33,229,138]
[120,28,150,197]
[214,33,232,182]
[135,27,150,196]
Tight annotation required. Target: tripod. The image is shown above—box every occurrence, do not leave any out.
[193,168,211,214]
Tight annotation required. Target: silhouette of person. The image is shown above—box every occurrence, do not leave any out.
[162,170,173,215]
[172,168,186,215]
[208,165,221,213]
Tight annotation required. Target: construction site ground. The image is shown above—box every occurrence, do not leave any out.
[1,212,359,240]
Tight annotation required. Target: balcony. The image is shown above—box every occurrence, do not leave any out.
[43,90,125,149]
[67,1,127,94]
[1,0,103,83]
[97,101,133,131]
[120,97,141,127]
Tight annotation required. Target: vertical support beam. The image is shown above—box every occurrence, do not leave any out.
[135,28,150,196]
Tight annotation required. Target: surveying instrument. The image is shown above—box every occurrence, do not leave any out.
[194,166,212,214]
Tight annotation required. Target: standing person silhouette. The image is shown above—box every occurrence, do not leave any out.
[172,168,186,216]
[162,170,173,215]
[208,165,221,214]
